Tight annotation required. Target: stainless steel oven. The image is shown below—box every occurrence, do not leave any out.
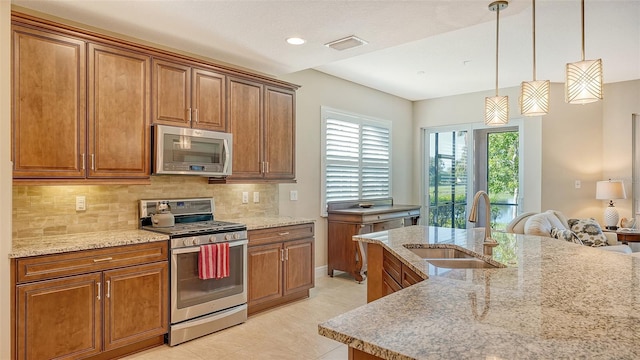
[140,198,248,346]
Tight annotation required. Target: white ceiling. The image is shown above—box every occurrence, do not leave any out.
[12,0,640,101]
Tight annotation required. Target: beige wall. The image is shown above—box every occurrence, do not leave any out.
[413,86,543,214]
[277,69,414,272]
[1,0,12,357]
[602,80,640,222]
[413,81,640,223]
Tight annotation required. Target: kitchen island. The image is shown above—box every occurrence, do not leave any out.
[319,225,640,359]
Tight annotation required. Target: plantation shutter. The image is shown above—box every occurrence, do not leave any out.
[322,108,392,214]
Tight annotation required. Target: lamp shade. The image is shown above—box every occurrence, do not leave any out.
[565,59,603,104]
[485,96,509,126]
[595,180,626,200]
[520,80,549,116]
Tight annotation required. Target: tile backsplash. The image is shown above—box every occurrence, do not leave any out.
[12,176,278,239]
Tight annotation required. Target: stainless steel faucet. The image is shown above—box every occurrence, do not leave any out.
[468,191,499,255]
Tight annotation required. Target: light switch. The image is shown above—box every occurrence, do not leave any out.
[242,192,249,204]
[76,196,86,211]
[575,180,581,189]
[253,192,260,203]
[290,190,298,201]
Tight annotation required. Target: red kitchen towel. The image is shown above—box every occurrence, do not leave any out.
[198,244,217,280]
[216,242,230,279]
[198,243,230,280]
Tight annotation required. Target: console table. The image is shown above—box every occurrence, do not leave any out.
[611,230,640,243]
[327,198,420,282]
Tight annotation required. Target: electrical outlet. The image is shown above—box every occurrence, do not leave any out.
[290,190,298,201]
[253,192,260,203]
[76,196,86,211]
[242,192,249,204]
[575,180,581,189]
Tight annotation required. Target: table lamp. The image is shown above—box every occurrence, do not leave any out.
[596,179,626,230]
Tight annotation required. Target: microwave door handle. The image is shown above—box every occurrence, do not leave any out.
[223,139,231,173]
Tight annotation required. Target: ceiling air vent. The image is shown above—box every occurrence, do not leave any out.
[324,35,368,51]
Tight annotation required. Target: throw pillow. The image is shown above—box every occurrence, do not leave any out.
[550,227,583,245]
[567,218,608,247]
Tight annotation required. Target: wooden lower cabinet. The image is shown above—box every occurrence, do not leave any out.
[247,223,314,315]
[366,243,424,303]
[13,242,168,360]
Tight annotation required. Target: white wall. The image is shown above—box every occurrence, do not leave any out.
[1,0,12,357]
[277,69,414,270]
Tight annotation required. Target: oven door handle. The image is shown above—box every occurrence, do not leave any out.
[171,239,248,254]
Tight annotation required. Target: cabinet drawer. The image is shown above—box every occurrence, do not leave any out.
[16,241,169,284]
[401,264,423,287]
[372,219,404,232]
[362,209,420,223]
[248,223,314,246]
[382,269,402,295]
[382,248,401,284]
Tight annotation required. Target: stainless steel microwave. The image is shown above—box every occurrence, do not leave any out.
[152,125,232,177]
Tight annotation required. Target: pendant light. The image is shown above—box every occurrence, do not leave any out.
[565,0,602,104]
[520,0,549,116]
[485,1,509,126]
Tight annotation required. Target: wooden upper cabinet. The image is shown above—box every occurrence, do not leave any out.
[228,77,264,179]
[12,25,86,178]
[152,59,191,126]
[153,59,226,131]
[264,86,295,180]
[88,43,151,178]
[192,68,226,131]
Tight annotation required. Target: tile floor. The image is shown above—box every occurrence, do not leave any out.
[123,273,366,360]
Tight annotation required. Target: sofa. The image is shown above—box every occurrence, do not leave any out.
[506,210,633,254]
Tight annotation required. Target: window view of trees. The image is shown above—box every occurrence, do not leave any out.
[428,129,519,231]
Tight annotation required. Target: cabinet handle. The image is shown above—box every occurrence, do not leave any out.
[81,153,85,170]
[91,154,95,170]
[261,161,265,174]
[265,161,269,174]
[280,249,284,262]
[194,108,198,123]
[187,108,192,124]
[285,248,289,261]
[106,280,111,298]
[278,232,290,236]
[97,282,101,300]
[93,257,113,263]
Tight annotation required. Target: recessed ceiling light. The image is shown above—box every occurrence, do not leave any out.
[286,37,306,45]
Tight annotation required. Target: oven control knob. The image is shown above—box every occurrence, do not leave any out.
[234,233,240,240]
[192,238,200,246]
[183,238,191,246]
[225,234,232,241]
[208,235,216,243]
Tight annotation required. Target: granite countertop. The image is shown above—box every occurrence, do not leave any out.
[10,216,314,259]
[10,229,169,258]
[327,204,421,215]
[221,216,315,230]
[319,225,640,359]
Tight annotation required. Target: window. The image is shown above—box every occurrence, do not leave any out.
[321,107,392,215]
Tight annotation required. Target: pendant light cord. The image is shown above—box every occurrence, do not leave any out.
[495,4,500,96]
[581,0,585,61]
[532,0,536,80]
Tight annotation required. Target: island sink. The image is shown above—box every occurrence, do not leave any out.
[403,245,500,269]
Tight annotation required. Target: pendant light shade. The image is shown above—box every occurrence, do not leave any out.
[485,1,509,126]
[565,0,603,104]
[520,0,549,116]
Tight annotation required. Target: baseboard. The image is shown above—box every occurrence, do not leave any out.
[315,265,328,279]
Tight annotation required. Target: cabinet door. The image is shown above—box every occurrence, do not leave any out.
[152,59,191,126]
[12,25,86,178]
[283,238,314,295]
[264,86,295,180]
[16,273,102,360]
[248,243,282,306]
[88,43,151,178]
[192,68,226,131]
[103,262,168,351]
[228,77,263,179]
